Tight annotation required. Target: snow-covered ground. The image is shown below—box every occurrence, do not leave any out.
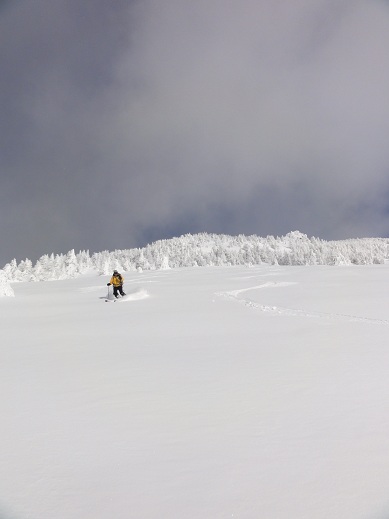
[1,264,389,519]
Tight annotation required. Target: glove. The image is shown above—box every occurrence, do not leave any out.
[107,283,110,286]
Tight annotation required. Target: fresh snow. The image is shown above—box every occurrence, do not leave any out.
[1,264,389,519]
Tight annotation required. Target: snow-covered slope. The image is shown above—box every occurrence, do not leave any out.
[1,265,389,519]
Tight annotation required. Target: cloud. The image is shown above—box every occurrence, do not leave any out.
[1,0,389,264]
[106,0,389,235]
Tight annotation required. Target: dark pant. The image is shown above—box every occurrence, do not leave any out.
[113,285,125,297]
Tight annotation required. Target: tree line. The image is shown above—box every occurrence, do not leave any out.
[1,231,389,295]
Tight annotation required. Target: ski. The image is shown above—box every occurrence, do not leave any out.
[105,294,127,303]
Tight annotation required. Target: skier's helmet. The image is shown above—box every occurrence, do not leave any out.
[113,270,118,274]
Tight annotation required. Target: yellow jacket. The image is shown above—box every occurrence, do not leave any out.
[109,273,124,287]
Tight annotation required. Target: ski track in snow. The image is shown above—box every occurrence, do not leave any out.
[117,288,149,302]
[104,288,149,302]
[217,281,389,325]
[98,288,149,302]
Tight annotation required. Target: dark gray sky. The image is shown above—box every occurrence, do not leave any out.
[1,0,389,266]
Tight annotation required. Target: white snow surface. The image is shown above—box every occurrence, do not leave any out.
[1,265,389,519]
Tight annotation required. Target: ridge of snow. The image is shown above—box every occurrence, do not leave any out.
[1,231,389,296]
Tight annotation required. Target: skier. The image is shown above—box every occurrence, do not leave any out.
[107,270,126,298]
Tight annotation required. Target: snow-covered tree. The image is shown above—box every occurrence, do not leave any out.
[2,232,389,291]
[0,270,14,297]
